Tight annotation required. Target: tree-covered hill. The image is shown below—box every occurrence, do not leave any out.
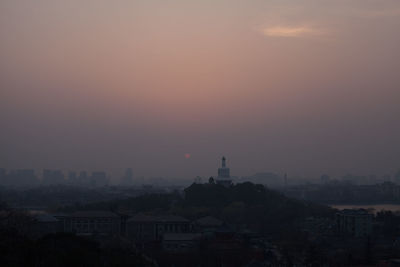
[57,182,335,235]
[178,182,335,233]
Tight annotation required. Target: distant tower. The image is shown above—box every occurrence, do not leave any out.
[216,157,232,187]
[284,173,288,188]
[218,156,230,179]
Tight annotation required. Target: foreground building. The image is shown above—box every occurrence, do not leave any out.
[194,216,223,233]
[126,214,191,242]
[55,211,120,236]
[336,209,372,237]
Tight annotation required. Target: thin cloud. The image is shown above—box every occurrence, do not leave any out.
[358,8,400,18]
[262,26,321,38]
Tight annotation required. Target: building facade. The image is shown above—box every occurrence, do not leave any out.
[126,214,191,242]
[336,209,372,237]
[62,211,121,236]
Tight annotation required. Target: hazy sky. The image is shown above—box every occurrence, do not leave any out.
[1,0,400,180]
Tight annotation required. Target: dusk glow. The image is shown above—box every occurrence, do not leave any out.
[1,0,400,179]
[2,2,400,265]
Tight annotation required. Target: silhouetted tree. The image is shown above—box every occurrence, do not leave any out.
[208,176,215,184]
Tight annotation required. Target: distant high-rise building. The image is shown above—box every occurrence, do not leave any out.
[68,171,78,185]
[216,156,232,187]
[91,171,108,187]
[78,171,89,186]
[382,174,392,182]
[121,168,133,186]
[320,174,330,184]
[6,169,38,186]
[284,173,288,188]
[395,170,400,184]
[42,170,65,185]
[0,168,6,185]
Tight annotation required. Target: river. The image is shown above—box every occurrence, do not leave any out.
[331,204,400,214]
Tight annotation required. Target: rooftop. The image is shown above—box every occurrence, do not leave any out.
[35,214,58,222]
[69,211,119,218]
[127,214,189,223]
[163,233,201,241]
[195,216,223,226]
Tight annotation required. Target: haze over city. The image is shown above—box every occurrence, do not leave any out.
[1,0,400,180]
[3,1,400,266]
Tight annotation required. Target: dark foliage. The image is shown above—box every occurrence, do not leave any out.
[58,193,175,214]
[182,182,335,232]
[0,231,153,267]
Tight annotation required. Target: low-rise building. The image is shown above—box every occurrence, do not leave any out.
[66,211,120,236]
[126,214,191,242]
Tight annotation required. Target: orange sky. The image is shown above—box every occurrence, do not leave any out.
[1,0,400,179]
